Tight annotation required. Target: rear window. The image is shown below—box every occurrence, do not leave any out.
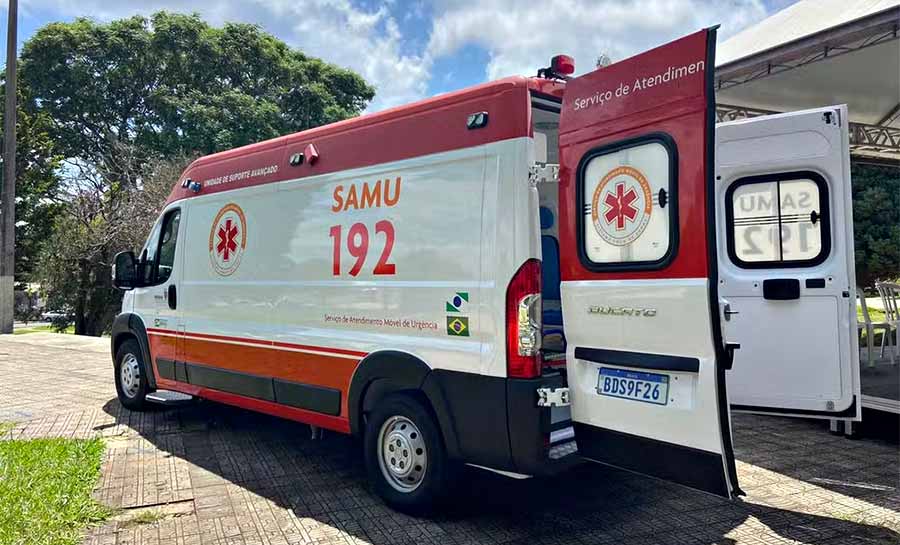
[578,135,677,270]
[726,171,830,268]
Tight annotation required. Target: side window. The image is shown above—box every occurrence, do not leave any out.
[140,220,163,285]
[140,209,181,285]
[578,135,677,270]
[726,172,830,268]
[156,210,181,283]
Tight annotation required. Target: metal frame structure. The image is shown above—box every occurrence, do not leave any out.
[716,7,899,92]
[715,3,900,165]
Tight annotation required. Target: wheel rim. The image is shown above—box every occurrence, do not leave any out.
[377,415,428,492]
[120,353,141,399]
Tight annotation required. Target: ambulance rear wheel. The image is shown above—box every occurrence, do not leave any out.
[114,339,152,411]
[364,393,451,515]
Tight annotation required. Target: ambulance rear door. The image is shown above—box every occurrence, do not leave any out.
[558,28,741,498]
[716,105,860,420]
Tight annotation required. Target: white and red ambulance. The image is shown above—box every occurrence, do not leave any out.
[111,28,860,513]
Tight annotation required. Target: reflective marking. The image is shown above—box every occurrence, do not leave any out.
[182,279,494,288]
[146,329,365,360]
[550,426,575,444]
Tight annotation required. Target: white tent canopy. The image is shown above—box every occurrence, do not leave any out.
[715,0,900,164]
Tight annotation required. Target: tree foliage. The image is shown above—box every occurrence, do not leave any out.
[21,12,373,163]
[851,164,900,289]
[20,12,375,335]
[0,83,64,284]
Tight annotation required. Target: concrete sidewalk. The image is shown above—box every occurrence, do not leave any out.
[1,333,898,545]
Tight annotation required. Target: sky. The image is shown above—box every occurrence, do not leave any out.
[0,0,799,112]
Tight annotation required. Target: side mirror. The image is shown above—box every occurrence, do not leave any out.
[112,251,139,290]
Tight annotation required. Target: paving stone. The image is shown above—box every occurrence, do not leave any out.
[1,333,898,545]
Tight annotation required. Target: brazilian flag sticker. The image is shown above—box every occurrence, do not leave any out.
[446,316,469,337]
[446,292,469,313]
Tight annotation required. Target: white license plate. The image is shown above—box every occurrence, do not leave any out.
[597,368,669,406]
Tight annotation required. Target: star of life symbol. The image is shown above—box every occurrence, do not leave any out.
[590,166,653,247]
[217,219,239,261]
[604,182,638,231]
[209,203,247,276]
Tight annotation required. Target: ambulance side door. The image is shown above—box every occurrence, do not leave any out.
[134,204,186,379]
[716,105,860,419]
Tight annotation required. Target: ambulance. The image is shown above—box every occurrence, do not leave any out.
[111,28,860,513]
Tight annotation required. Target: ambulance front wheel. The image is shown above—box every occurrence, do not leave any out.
[364,393,453,515]
[114,339,152,411]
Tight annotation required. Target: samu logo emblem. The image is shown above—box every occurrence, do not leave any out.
[591,166,653,247]
[209,203,247,276]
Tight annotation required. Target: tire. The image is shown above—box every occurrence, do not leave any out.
[364,393,453,515]
[114,339,153,411]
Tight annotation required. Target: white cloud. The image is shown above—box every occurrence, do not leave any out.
[13,0,775,111]
[427,0,769,81]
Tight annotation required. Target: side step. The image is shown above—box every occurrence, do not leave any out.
[145,390,195,406]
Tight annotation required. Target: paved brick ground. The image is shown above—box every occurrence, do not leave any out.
[1,333,898,545]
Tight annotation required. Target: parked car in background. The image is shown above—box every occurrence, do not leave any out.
[40,309,70,323]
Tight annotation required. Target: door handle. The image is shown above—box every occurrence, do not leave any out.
[723,303,739,321]
[763,278,800,300]
[167,285,177,310]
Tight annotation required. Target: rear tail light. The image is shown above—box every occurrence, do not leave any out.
[506,259,542,378]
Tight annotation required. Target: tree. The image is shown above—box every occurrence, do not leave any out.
[0,82,63,286]
[851,163,900,289]
[22,12,375,335]
[36,150,189,335]
[21,12,373,165]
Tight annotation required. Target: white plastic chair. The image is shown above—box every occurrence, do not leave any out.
[874,282,899,365]
[857,288,893,367]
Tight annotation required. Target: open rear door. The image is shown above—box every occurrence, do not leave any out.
[716,105,861,420]
[558,28,740,498]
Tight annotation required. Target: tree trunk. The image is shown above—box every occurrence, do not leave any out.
[81,254,117,337]
[73,292,86,335]
[73,258,91,335]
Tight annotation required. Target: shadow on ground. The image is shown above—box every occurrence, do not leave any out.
[100,398,899,545]
[733,413,900,514]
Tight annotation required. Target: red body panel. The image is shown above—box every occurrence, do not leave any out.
[558,30,711,280]
[165,77,564,207]
[147,327,366,421]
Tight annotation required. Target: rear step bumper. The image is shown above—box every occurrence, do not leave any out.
[507,373,580,475]
[548,426,578,460]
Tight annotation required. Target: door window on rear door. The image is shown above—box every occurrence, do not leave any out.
[578,135,677,270]
[726,171,830,268]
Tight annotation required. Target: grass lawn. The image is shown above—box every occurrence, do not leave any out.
[0,426,110,545]
[857,305,887,323]
[12,324,75,335]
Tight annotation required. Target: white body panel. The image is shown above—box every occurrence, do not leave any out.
[136,138,538,378]
[563,279,724,452]
[716,105,860,419]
